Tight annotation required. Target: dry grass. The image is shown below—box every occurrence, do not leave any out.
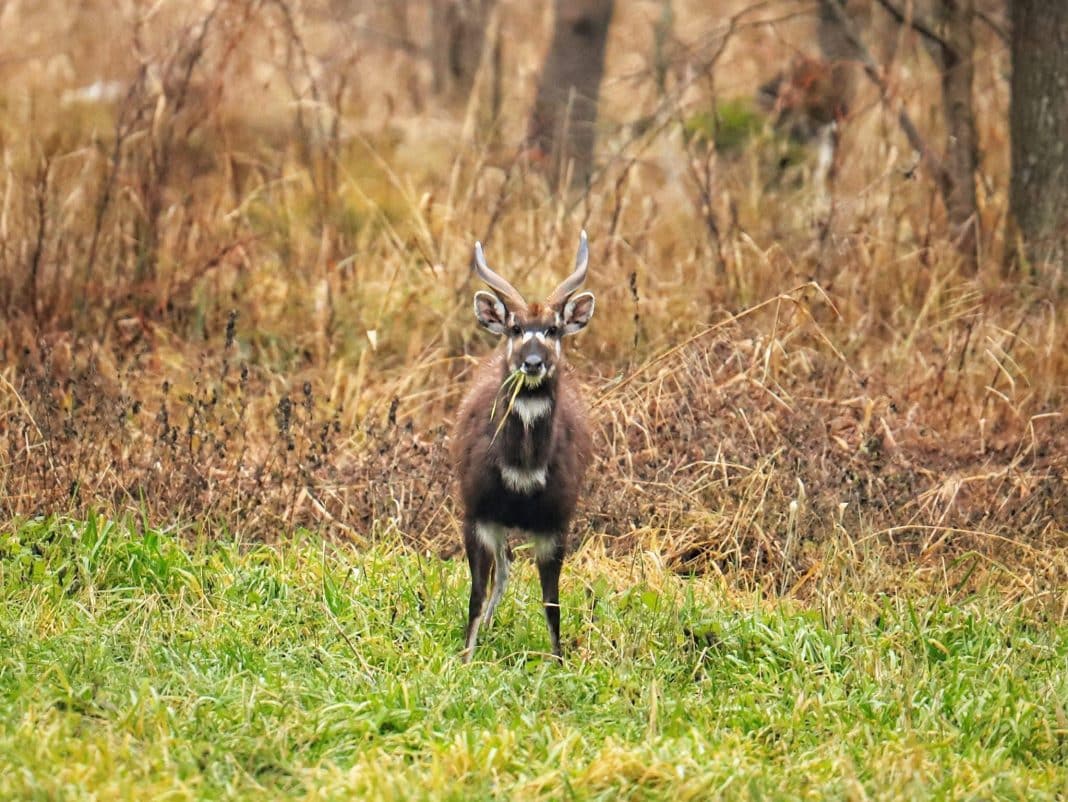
[0,0,1065,600]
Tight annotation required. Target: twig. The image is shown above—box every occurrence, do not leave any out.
[820,0,951,192]
[873,0,949,50]
[976,9,1009,44]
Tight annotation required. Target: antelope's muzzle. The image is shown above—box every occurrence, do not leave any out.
[522,353,544,376]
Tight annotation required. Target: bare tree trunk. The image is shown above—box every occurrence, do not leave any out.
[1009,0,1068,274]
[856,0,979,267]
[526,0,615,188]
[430,0,496,105]
[927,0,979,267]
[816,0,858,118]
[809,1,861,229]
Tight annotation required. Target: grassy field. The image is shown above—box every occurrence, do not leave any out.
[1,516,1066,800]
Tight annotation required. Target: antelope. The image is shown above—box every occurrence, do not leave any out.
[453,232,595,662]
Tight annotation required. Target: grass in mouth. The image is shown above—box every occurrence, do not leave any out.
[489,368,539,442]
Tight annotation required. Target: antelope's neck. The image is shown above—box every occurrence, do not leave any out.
[498,379,557,471]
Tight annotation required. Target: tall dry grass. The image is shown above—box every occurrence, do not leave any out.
[0,0,1064,600]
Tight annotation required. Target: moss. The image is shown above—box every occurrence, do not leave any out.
[684,98,765,153]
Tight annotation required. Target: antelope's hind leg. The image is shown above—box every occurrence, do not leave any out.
[462,520,493,663]
[534,534,565,660]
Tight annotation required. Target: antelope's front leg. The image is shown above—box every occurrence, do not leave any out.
[462,520,492,663]
[533,534,565,660]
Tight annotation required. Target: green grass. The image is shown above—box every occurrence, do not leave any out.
[1,518,1066,800]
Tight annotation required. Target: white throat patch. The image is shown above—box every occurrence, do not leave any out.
[512,397,552,426]
[500,464,548,494]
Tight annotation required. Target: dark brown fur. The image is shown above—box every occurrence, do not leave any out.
[453,352,592,533]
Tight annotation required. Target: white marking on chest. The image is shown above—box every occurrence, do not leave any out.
[512,397,552,426]
[500,464,548,494]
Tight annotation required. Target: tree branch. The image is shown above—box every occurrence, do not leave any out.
[873,0,949,51]
[976,8,1009,44]
[819,1,950,191]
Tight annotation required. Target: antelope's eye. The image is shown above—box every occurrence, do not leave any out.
[511,325,522,336]
[546,326,558,337]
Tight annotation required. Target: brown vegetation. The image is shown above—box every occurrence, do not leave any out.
[0,0,1064,598]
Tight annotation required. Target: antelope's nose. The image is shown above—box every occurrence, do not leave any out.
[522,353,543,373]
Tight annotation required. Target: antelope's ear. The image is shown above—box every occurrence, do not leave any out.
[474,291,508,335]
[562,291,595,335]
